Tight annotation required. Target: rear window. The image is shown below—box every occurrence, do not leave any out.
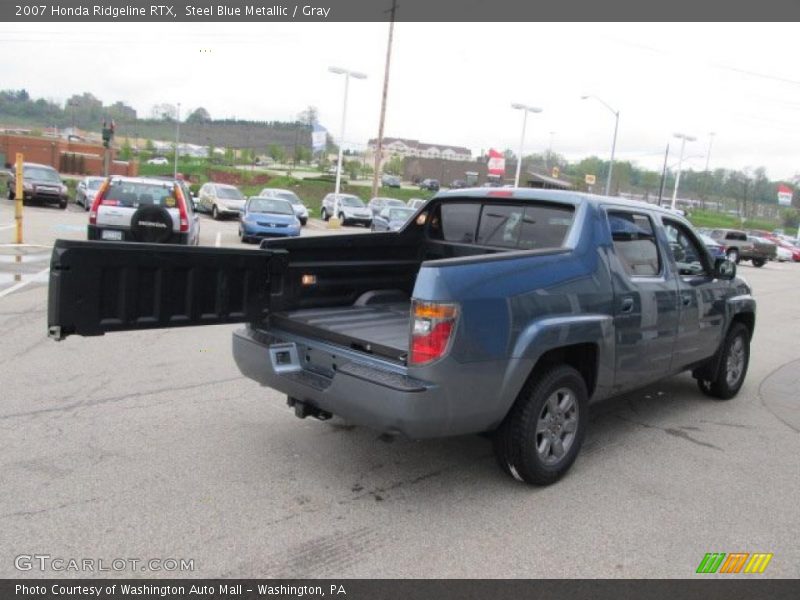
[339,196,364,207]
[216,186,244,200]
[273,191,301,205]
[430,201,574,249]
[103,181,176,208]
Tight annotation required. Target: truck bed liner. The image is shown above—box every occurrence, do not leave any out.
[271,302,411,362]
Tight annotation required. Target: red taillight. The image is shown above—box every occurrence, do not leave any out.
[175,184,189,232]
[88,178,110,225]
[488,189,514,197]
[409,300,458,366]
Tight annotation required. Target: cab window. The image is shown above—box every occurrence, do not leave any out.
[608,211,661,277]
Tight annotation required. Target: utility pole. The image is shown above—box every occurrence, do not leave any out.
[657,143,669,206]
[371,0,397,198]
[174,102,181,179]
[702,132,715,210]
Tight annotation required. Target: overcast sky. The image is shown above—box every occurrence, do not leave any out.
[3,22,798,179]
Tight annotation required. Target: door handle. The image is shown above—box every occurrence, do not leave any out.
[620,297,634,313]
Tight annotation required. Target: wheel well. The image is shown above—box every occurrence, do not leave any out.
[534,343,598,398]
[732,312,755,341]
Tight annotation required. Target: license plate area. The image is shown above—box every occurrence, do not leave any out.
[101,229,123,241]
[269,343,301,374]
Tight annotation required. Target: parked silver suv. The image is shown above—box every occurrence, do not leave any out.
[196,182,246,219]
[320,193,372,226]
[88,176,200,245]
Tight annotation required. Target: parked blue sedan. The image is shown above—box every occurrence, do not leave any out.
[239,197,301,243]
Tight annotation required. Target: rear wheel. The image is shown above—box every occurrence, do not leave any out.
[7,188,14,200]
[212,205,219,220]
[321,208,328,221]
[696,322,750,400]
[493,365,588,485]
[751,258,765,267]
[300,218,307,226]
[59,198,68,209]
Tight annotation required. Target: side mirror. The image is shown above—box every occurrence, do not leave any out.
[714,258,736,280]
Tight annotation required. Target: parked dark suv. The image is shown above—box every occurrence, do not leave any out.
[7,162,69,209]
[419,178,440,191]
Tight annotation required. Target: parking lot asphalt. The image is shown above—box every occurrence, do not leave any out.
[0,200,798,578]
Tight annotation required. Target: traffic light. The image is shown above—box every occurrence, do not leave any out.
[101,119,115,148]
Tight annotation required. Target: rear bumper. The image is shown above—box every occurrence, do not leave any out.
[232,326,457,438]
[87,225,190,244]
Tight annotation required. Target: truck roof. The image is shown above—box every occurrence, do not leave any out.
[435,187,680,216]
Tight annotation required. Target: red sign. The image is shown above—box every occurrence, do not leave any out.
[487,148,505,176]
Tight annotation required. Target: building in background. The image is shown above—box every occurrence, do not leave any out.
[366,136,472,171]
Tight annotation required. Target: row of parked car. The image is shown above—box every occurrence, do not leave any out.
[66,170,426,246]
[697,227,800,266]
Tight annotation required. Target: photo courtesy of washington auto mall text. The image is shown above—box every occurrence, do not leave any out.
[1,0,800,598]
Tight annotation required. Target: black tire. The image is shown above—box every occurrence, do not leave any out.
[130,205,174,243]
[696,323,750,400]
[338,212,346,225]
[493,365,588,485]
[751,258,765,268]
[726,248,740,264]
[7,188,14,200]
[212,205,219,220]
[300,218,307,226]
[321,208,328,221]
[59,198,67,209]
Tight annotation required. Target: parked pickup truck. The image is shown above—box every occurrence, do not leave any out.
[708,228,772,267]
[47,190,756,485]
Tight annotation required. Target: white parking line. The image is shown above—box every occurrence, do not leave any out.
[215,231,222,247]
[0,268,50,299]
[0,223,15,231]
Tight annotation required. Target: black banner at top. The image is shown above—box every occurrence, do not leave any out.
[3,0,800,22]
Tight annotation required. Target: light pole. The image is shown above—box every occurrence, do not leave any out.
[511,103,543,188]
[174,102,181,179]
[328,66,366,223]
[581,95,619,196]
[671,132,696,211]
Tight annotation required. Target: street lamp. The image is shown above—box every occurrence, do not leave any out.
[581,95,619,196]
[174,102,181,179]
[671,132,696,211]
[329,66,367,207]
[581,94,619,196]
[511,103,543,188]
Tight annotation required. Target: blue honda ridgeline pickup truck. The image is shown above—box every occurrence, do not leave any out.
[48,189,755,485]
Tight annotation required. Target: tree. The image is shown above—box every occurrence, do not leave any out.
[151,103,177,121]
[119,138,133,161]
[384,154,403,175]
[186,107,211,124]
[267,144,285,163]
[297,106,319,127]
[294,146,311,164]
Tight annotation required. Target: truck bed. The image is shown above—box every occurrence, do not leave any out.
[271,302,411,362]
